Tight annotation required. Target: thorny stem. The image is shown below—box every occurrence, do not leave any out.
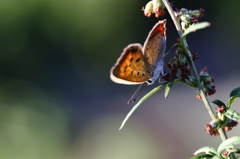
[162,0,231,147]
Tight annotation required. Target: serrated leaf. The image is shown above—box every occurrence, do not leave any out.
[182,22,211,37]
[164,82,174,98]
[224,109,240,121]
[119,82,168,130]
[217,136,240,154]
[194,146,217,155]
[190,154,213,159]
[212,100,226,107]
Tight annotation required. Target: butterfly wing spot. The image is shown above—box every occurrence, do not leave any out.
[130,70,134,75]
[112,44,153,82]
[136,58,141,62]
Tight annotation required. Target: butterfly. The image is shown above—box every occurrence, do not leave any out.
[110,20,167,87]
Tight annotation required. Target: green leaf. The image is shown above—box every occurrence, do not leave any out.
[119,82,168,130]
[224,109,240,121]
[193,146,217,155]
[211,100,226,107]
[164,82,174,98]
[212,155,224,159]
[182,22,211,37]
[228,87,240,107]
[228,148,240,155]
[228,96,239,108]
[190,154,213,159]
[230,87,240,97]
[217,136,240,154]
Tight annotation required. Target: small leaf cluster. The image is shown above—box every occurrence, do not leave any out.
[163,22,213,98]
[205,87,240,136]
[192,136,240,159]
[175,8,205,30]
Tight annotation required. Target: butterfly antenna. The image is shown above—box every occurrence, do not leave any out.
[127,83,145,104]
[164,46,175,57]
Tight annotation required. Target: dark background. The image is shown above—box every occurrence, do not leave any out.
[0,0,240,158]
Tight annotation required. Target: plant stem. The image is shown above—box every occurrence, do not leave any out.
[162,0,229,142]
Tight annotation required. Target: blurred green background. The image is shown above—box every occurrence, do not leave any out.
[0,0,240,158]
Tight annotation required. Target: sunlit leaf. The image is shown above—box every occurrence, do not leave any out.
[182,22,211,37]
[164,82,174,98]
[228,148,240,155]
[228,87,240,108]
[224,109,240,121]
[193,146,217,155]
[217,136,240,154]
[212,155,224,159]
[190,154,214,159]
[228,96,239,108]
[119,82,168,130]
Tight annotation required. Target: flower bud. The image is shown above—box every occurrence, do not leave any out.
[143,1,153,17]
[179,8,188,14]
[180,14,193,23]
[143,0,165,17]
[189,10,200,17]
[205,119,221,136]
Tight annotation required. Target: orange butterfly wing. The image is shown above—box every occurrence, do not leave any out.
[110,44,152,85]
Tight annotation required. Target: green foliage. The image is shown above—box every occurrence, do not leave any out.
[212,100,226,107]
[217,136,240,154]
[191,154,215,159]
[119,82,169,130]
[164,81,174,98]
[181,22,211,37]
[224,109,240,122]
[228,87,240,108]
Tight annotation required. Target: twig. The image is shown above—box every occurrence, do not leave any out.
[162,0,229,142]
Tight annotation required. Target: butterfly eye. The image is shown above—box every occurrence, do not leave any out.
[147,79,153,85]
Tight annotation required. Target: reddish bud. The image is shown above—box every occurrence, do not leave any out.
[222,151,229,157]
[143,1,153,17]
[200,67,208,75]
[216,106,225,113]
[205,123,220,136]
[196,95,202,100]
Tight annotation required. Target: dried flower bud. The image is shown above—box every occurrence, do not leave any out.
[196,95,202,99]
[205,119,221,136]
[143,1,153,17]
[143,0,165,17]
[222,151,229,157]
[224,118,238,132]
[216,106,225,113]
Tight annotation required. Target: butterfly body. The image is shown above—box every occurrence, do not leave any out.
[110,20,167,85]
